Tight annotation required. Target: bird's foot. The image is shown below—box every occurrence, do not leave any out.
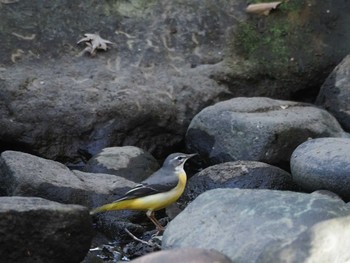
[156,224,165,232]
[152,227,165,238]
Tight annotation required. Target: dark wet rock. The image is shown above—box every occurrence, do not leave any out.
[186,97,347,167]
[130,248,233,263]
[316,55,350,132]
[0,150,148,240]
[0,196,93,263]
[0,150,137,207]
[0,60,188,164]
[83,146,159,183]
[291,137,350,201]
[162,188,350,263]
[0,0,237,163]
[1,1,350,163]
[0,150,174,244]
[0,150,86,202]
[257,215,350,263]
[0,51,229,165]
[182,161,297,203]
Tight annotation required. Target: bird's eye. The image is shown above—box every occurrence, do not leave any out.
[176,156,185,161]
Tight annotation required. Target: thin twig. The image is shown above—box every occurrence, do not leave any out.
[124,228,162,249]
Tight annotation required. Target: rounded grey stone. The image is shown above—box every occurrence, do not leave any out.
[186,97,346,166]
[182,161,297,203]
[291,137,350,201]
[163,188,350,263]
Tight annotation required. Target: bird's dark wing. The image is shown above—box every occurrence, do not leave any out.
[115,168,178,201]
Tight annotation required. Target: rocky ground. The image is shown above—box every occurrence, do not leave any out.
[1,0,350,262]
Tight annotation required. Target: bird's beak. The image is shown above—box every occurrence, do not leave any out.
[186,153,198,159]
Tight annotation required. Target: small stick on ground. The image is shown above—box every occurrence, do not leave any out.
[124,228,161,249]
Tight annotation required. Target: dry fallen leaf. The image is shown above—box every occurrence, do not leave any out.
[77,33,114,56]
[246,1,282,16]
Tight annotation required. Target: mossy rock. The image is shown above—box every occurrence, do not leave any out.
[224,0,350,100]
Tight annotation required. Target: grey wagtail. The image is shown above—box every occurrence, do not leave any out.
[90,152,197,231]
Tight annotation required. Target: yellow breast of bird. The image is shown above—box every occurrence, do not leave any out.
[131,170,187,211]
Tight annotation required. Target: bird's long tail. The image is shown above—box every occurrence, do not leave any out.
[90,200,131,215]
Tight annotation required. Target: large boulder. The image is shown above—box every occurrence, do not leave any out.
[316,55,350,132]
[186,97,347,167]
[162,188,350,263]
[257,215,350,263]
[0,0,237,163]
[1,0,350,163]
[291,137,350,201]
[0,196,93,263]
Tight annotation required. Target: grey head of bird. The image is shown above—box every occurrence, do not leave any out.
[162,152,197,171]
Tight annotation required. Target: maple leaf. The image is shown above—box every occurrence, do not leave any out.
[77,33,114,56]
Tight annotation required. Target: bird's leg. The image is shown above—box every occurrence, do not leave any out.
[146,210,165,232]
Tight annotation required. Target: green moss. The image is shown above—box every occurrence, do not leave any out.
[233,0,308,76]
[279,0,303,12]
